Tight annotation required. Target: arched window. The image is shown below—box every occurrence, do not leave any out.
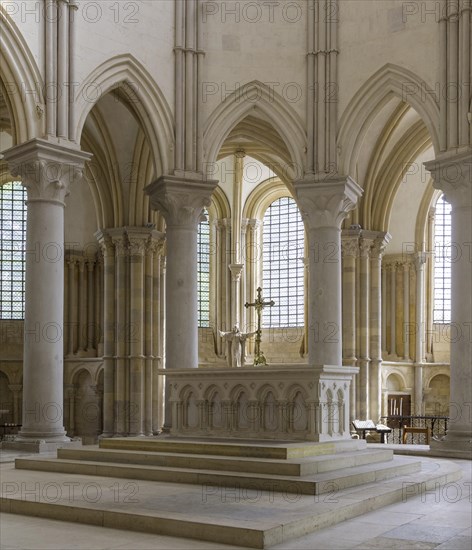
[197,210,210,327]
[0,182,27,319]
[433,194,452,324]
[262,197,304,327]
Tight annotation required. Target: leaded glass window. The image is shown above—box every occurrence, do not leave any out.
[262,197,304,327]
[0,182,27,319]
[433,194,452,324]
[198,210,210,327]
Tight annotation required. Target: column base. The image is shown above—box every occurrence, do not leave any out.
[2,438,82,454]
[428,428,472,460]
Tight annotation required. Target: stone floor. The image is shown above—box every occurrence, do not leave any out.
[0,450,470,550]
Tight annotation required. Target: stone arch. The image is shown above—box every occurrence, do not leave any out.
[180,387,199,430]
[424,372,450,416]
[286,384,309,433]
[231,385,250,430]
[74,54,174,176]
[203,81,306,176]
[338,63,440,177]
[243,177,296,221]
[386,372,406,392]
[257,385,278,432]
[0,6,45,143]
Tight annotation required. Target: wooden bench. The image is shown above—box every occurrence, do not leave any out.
[402,425,430,444]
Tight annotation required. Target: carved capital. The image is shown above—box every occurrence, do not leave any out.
[371,231,391,259]
[2,138,91,206]
[146,174,218,229]
[341,237,359,258]
[95,230,114,258]
[229,263,244,281]
[415,251,428,271]
[293,176,362,230]
[425,150,472,208]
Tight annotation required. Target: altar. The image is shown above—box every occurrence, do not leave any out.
[160,364,358,441]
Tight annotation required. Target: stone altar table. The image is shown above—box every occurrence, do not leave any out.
[159,364,358,441]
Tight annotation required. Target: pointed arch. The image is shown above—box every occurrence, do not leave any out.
[74,54,174,176]
[203,81,307,177]
[0,6,45,143]
[338,64,440,176]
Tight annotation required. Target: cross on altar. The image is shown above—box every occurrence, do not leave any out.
[245,287,275,365]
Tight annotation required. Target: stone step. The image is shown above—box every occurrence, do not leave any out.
[57,446,394,476]
[15,454,420,495]
[98,436,366,459]
[1,457,462,548]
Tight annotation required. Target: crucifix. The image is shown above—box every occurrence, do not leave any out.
[245,287,275,365]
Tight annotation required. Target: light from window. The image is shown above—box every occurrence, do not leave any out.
[262,197,305,328]
[197,211,210,328]
[0,182,27,320]
[433,194,452,324]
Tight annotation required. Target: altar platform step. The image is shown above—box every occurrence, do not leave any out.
[98,436,367,459]
[1,455,462,549]
[15,452,420,496]
[53,445,394,476]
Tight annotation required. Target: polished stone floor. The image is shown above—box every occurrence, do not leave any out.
[0,454,470,550]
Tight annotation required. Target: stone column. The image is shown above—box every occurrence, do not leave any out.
[341,231,359,368]
[64,384,76,436]
[425,151,472,456]
[358,234,374,419]
[229,263,244,328]
[86,257,95,352]
[245,219,262,350]
[77,257,87,353]
[293,177,362,366]
[95,231,115,437]
[389,263,397,357]
[3,139,90,447]
[146,174,217,372]
[8,385,22,425]
[402,261,411,360]
[414,252,427,415]
[66,256,76,356]
[341,231,359,421]
[127,230,146,436]
[109,230,127,435]
[370,233,390,422]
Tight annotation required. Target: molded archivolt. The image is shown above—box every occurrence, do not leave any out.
[243,177,295,220]
[74,54,174,176]
[370,123,433,231]
[203,81,307,176]
[338,64,440,178]
[0,6,45,144]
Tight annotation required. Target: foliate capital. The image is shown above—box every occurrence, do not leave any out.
[424,149,472,208]
[371,231,391,259]
[145,174,218,229]
[2,138,91,206]
[293,176,363,230]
